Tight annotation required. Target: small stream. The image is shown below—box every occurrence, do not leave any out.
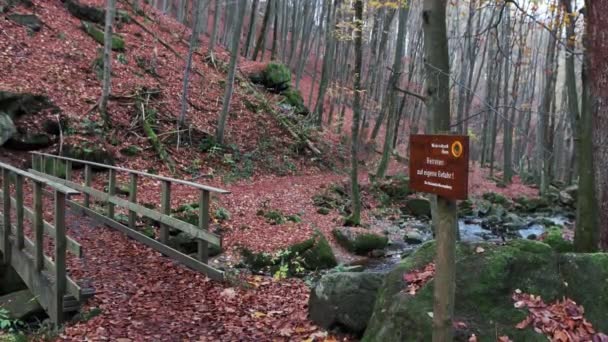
[361,215,571,273]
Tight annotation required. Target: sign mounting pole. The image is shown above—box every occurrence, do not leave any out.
[409,134,469,340]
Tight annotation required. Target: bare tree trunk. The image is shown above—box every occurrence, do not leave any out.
[178,0,205,131]
[347,0,363,227]
[253,0,273,61]
[422,0,456,340]
[100,0,117,128]
[216,0,246,144]
[208,0,221,56]
[243,0,259,58]
[376,3,408,179]
[585,0,608,250]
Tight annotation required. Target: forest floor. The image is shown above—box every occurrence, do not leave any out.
[53,161,537,341]
[0,1,555,340]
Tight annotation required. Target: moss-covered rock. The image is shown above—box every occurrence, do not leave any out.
[482,192,510,206]
[333,228,388,255]
[65,0,130,25]
[82,21,125,51]
[168,232,222,257]
[363,240,608,341]
[120,145,142,156]
[7,13,42,31]
[402,198,431,218]
[262,63,291,91]
[542,227,573,253]
[61,144,115,169]
[281,87,308,114]
[4,132,53,151]
[309,272,383,335]
[374,174,411,204]
[240,232,336,274]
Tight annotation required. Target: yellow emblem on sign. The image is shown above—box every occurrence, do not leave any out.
[451,141,463,158]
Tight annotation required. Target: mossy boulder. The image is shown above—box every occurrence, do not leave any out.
[251,63,291,92]
[332,228,388,255]
[240,232,337,274]
[4,132,53,150]
[362,240,608,341]
[0,289,44,320]
[168,232,222,257]
[402,198,431,218]
[82,21,125,51]
[309,272,383,335]
[281,87,308,115]
[120,145,142,156]
[7,13,42,31]
[0,114,16,145]
[374,175,411,204]
[542,227,573,253]
[61,144,115,169]
[65,0,130,25]
[482,192,510,206]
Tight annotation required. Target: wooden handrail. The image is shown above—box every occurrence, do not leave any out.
[0,161,79,196]
[30,152,230,194]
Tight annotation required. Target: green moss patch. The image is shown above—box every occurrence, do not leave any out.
[333,228,388,255]
[82,21,125,51]
[363,240,608,341]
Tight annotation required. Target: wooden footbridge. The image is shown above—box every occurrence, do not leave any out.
[0,152,228,325]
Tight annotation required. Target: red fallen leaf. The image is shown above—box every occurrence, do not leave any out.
[402,263,435,295]
[593,333,608,342]
[516,316,533,329]
[453,320,468,329]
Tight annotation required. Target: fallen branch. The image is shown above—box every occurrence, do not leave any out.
[139,93,176,174]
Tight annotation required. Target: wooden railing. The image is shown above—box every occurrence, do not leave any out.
[29,152,229,281]
[0,161,88,325]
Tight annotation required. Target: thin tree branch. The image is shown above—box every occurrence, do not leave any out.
[394,86,426,103]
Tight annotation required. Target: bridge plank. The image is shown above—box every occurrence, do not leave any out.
[0,161,79,196]
[67,200,224,281]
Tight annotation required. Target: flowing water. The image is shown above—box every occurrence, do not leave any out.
[361,215,571,273]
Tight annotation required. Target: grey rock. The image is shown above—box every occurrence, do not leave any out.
[309,272,383,335]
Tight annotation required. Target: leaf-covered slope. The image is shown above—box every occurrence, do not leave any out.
[0,0,299,175]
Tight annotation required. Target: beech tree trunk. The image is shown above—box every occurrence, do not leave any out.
[347,0,363,226]
[216,0,246,144]
[100,0,117,128]
[422,0,457,340]
[585,0,608,250]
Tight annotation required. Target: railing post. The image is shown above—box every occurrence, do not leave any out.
[31,154,38,171]
[198,190,210,263]
[33,181,44,271]
[107,169,116,219]
[65,160,72,181]
[15,174,24,250]
[128,173,137,229]
[2,169,11,264]
[53,158,58,177]
[160,181,171,244]
[41,156,46,174]
[84,165,92,208]
[53,190,66,324]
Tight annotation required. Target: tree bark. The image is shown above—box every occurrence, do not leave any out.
[584,0,608,250]
[347,0,363,227]
[422,0,456,340]
[178,0,205,129]
[100,0,117,128]
[243,0,259,58]
[216,0,246,144]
